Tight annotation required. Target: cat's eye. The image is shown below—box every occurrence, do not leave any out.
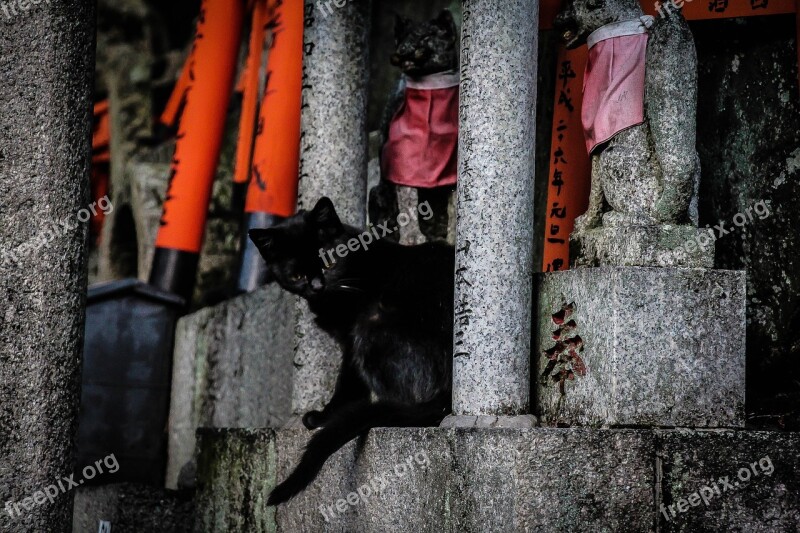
[290,274,305,282]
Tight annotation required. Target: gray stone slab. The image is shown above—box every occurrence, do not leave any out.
[166,286,294,489]
[453,428,656,532]
[353,429,451,533]
[195,427,800,531]
[274,429,359,533]
[194,427,655,532]
[571,224,715,268]
[535,267,746,427]
[657,429,800,532]
[72,483,194,533]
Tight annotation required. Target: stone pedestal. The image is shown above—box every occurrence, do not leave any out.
[535,267,746,427]
[572,224,715,268]
[195,427,657,532]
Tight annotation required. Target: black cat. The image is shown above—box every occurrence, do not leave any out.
[249,197,454,505]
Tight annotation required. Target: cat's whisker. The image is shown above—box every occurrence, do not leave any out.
[328,284,366,294]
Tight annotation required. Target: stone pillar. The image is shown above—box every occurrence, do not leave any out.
[0,1,95,531]
[291,0,371,417]
[445,0,539,426]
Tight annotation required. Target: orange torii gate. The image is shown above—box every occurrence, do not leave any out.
[540,0,800,273]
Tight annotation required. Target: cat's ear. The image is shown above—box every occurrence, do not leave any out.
[433,10,456,38]
[248,228,277,259]
[310,197,343,238]
[394,13,411,43]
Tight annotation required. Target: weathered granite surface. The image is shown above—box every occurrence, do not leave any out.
[452,0,539,417]
[195,429,278,532]
[195,427,655,532]
[166,286,294,489]
[72,483,194,533]
[0,1,94,531]
[694,17,800,425]
[657,429,800,532]
[535,267,746,427]
[571,225,715,268]
[195,427,800,532]
[292,0,372,417]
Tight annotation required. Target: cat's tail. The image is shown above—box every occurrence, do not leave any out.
[267,398,449,506]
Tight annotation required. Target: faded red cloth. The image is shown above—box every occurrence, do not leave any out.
[382,71,459,188]
[582,17,653,155]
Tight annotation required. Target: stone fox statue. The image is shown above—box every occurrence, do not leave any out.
[249,198,453,505]
[370,10,460,244]
[554,0,699,231]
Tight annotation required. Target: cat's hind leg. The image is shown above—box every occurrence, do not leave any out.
[302,358,370,430]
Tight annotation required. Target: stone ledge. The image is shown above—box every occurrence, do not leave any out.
[72,483,195,533]
[194,427,800,532]
[657,429,800,532]
[195,427,655,532]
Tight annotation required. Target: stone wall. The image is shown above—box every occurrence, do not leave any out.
[693,16,800,425]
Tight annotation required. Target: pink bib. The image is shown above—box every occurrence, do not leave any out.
[582,17,653,155]
[382,71,459,188]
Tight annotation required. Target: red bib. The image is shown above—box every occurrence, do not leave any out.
[582,17,653,155]
[382,72,459,188]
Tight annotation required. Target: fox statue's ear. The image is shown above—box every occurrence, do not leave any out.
[310,197,343,239]
[394,13,412,43]
[248,228,276,260]
[433,10,456,38]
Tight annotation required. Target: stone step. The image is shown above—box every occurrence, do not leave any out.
[194,427,799,532]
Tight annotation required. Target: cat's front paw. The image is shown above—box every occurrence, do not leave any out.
[302,410,326,430]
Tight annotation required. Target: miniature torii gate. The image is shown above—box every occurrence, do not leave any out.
[540,0,800,273]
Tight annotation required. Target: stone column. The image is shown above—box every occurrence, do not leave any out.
[0,1,95,530]
[290,0,371,417]
[444,0,539,426]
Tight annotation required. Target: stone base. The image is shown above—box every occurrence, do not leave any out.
[571,224,715,268]
[165,286,294,489]
[535,267,745,427]
[194,427,800,532]
[72,483,194,533]
[439,414,538,428]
